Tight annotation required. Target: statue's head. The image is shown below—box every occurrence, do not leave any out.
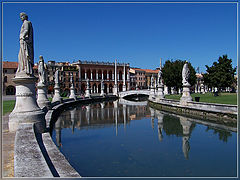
[39,55,44,63]
[20,12,28,21]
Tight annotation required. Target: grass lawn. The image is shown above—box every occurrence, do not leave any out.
[2,96,70,115]
[3,100,16,115]
[165,92,237,105]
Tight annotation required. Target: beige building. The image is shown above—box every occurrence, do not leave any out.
[2,61,38,95]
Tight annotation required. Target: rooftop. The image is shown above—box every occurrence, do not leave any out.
[73,60,130,66]
[3,61,38,70]
[3,61,18,69]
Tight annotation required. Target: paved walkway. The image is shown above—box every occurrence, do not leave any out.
[2,113,15,177]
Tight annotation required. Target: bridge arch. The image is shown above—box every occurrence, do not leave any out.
[118,90,150,98]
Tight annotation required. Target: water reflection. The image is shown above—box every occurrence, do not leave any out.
[150,107,194,159]
[54,100,234,163]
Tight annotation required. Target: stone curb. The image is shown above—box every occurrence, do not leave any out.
[149,99,237,127]
[14,123,53,177]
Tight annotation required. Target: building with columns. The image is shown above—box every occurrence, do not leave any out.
[73,60,130,94]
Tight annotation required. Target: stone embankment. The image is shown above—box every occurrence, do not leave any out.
[14,95,117,177]
[149,98,237,127]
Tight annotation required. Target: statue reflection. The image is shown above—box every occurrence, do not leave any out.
[86,105,90,125]
[179,116,192,160]
[100,102,105,120]
[55,115,62,148]
[149,107,155,130]
[155,110,164,142]
[70,108,77,134]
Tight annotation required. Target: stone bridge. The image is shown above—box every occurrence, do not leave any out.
[118,89,151,98]
[118,98,148,106]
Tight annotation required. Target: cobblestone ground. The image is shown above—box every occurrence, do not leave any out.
[2,113,15,177]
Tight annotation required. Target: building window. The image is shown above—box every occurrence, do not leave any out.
[4,69,7,73]
[4,76,7,83]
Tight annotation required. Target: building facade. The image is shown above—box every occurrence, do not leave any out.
[73,60,130,94]
[2,60,130,96]
[3,61,38,95]
[129,68,159,90]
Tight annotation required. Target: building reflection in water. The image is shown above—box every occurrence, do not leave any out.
[53,99,233,160]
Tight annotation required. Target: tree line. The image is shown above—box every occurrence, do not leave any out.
[161,55,236,93]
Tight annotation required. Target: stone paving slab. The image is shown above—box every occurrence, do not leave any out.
[2,113,15,178]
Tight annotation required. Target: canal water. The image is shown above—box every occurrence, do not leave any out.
[51,99,237,177]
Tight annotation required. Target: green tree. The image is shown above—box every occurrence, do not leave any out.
[162,60,196,92]
[203,55,236,92]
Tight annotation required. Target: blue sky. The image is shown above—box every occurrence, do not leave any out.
[2,1,237,72]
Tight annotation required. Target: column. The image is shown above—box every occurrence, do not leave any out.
[102,71,104,80]
[78,67,81,93]
[127,68,130,90]
[123,64,126,91]
[113,59,118,95]
[96,71,98,80]
[85,71,87,80]
[91,70,93,80]
[107,70,109,80]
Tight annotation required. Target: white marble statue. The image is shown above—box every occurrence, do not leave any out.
[151,75,154,87]
[182,62,190,86]
[55,69,59,84]
[70,73,74,84]
[17,12,34,76]
[38,56,47,85]
[158,69,162,86]
[86,78,90,88]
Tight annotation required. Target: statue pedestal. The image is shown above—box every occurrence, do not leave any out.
[156,85,164,102]
[180,84,192,105]
[85,88,90,98]
[69,86,76,100]
[37,83,51,109]
[100,88,105,96]
[123,85,126,92]
[9,76,46,133]
[52,84,62,103]
[148,87,155,101]
[113,84,118,96]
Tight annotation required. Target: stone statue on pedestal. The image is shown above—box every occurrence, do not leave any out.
[55,69,59,84]
[37,55,51,109]
[17,12,34,77]
[52,68,62,103]
[9,13,45,133]
[182,62,190,86]
[151,75,154,88]
[158,68,162,86]
[100,80,105,96]
[69,73,76,100]
[180,62,193,105]
[38,56,47,85]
